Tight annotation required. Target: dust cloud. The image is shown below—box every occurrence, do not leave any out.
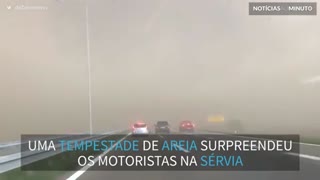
[1,0,319,141]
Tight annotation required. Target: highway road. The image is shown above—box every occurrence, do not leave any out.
[0,129,319,180]
[60,130,320,180]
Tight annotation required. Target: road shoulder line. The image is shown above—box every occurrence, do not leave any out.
[66,133,130,180]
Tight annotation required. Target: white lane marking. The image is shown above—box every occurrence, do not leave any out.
[287,152,320,161]
[174,144,190,153]
[66,134,131,180]
[300,142,320,147]
[157,134,189,153]
[158,135,164,139]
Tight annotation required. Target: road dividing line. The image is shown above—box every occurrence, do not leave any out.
[157,134,190,153]
[66,133,131,180]
[158,135,164,139]
[287,152,320,161]
[299,142,320,147]
[174,144,190,153]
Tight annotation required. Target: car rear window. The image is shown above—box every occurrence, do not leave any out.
[134,123,147,128]
[181,121,192,125]
[157,121,169,126]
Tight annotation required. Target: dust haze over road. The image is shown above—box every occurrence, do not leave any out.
[1,0,320,141]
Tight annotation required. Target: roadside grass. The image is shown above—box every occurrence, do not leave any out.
[300,136,320,145]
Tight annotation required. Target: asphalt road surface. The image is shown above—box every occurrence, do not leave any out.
[62,130,320,180]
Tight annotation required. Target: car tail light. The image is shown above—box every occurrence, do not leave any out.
[181,122,195,128]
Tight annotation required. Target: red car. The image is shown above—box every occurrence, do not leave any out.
[179,120,195,133]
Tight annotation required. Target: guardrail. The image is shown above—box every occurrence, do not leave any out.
[0,129,128,174]
[0,135,82,157]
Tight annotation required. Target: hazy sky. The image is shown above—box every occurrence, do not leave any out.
[1,0,320,141]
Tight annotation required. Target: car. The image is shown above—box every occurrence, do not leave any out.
[154,121,170,134]
[131,122,149,135]
[179,120,195,133]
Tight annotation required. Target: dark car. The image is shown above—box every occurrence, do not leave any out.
[179,120,195,133]
[154,121,170,134]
